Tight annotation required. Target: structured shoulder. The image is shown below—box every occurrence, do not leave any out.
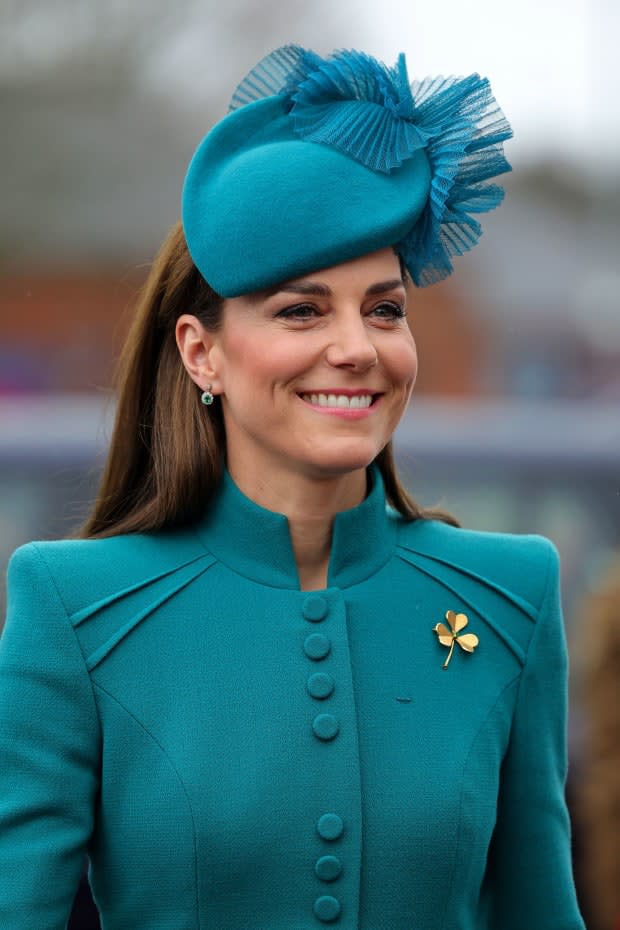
[392,515,560,667]
[7,528,214,629]
[395,516,558,610]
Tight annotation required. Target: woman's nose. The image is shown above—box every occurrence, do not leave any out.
[324,314,378,371]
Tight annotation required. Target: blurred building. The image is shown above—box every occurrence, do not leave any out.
[0,268,486,397]
[0,269,143,394]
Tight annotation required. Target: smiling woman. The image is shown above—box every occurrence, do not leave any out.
[0,44,585,930]
[175,248,417,519]
[75,230,447,546]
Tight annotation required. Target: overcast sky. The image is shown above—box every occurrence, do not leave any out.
[363,0,618,169]
[3,0,618,177]
[155,0,618,174]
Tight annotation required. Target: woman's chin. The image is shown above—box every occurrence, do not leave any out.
[299,443,382,479]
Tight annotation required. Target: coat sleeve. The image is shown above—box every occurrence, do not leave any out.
[488,540,585,929]
[0,543,100,929]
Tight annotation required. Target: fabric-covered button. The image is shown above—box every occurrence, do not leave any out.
[315,855,342,882]
[306,672,335,699]
[303,633,331,660]
[312,713,340,741]
[317,813,344,840]
[313,895,341,922]
[302,594,329,622]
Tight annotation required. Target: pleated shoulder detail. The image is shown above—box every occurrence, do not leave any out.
[78,554,217,671]
[70,553,213,628]
[396,547,528,664]
[29,531,219,671]
[396,520,557,667]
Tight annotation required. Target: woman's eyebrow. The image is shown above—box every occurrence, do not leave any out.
[364,278,406,296]
[251,277,405,302]
[274,282,332,297]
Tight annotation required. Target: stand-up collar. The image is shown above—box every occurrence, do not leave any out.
[194,466,398,590]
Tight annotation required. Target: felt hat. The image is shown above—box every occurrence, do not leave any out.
[182,46,512,297]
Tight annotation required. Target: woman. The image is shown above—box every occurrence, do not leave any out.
[0,46,585,929]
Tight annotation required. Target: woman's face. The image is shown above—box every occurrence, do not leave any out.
[181,247,417,485]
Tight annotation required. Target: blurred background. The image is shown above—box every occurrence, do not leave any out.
[1,1,619,927]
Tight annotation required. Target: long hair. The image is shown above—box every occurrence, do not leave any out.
[79,222,459,538]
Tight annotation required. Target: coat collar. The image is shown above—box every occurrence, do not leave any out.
[194,466,398,590]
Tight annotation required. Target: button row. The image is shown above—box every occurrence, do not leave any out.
[315,815,344,921]
[302,596,343,923]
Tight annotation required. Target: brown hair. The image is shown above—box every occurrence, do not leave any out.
[577,557,620,930]
[79,222,459,538]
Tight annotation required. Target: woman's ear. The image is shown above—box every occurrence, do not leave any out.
[175,314,223,394]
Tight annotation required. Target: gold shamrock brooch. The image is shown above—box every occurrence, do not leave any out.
[433,610,479,669]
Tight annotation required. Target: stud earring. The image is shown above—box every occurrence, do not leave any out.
[200,385,214,406]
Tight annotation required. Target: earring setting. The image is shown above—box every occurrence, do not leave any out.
[200,385,214,406]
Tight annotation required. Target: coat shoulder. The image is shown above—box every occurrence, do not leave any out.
[7,528,214,633]
[391,515,561,666]
[394,515,559,611]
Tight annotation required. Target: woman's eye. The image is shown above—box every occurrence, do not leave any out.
[371,301,406,320]
[276,303,319,320]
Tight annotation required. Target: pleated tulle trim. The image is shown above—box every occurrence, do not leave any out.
[397,73,512,285]
[228,45,512,286]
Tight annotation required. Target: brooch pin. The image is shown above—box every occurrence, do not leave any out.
[433,610,479,669]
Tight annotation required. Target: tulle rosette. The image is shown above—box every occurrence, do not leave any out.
[229,45,512,286]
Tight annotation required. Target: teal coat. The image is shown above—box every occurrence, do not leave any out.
[0,469,584,929]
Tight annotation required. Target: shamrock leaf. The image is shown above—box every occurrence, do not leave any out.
[433,610,479,669]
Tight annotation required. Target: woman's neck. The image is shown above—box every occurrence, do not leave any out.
[226,465,368,591]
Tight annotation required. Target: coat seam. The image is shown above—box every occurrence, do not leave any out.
[510,543,556,723]
[92,681,201,929]
[438,672,521,930]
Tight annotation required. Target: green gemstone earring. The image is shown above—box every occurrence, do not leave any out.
[200,385,214,406]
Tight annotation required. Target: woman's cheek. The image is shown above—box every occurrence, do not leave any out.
[395,338,418,388]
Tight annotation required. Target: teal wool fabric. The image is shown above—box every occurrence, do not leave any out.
[0,471,585,929]
[182,46,512,295]
[182,95,432,297]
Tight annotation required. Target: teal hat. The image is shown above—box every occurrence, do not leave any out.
[182,46,512,297]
